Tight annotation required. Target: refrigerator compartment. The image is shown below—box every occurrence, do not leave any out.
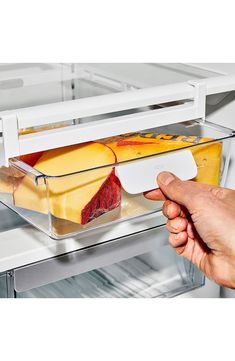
[0,64,125,112]
[0,119,233,239]
[0,70,124,137]
[0,63,224,113]
[13,239,204,298]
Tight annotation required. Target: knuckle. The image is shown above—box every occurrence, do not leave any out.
[210,187,226,200]
[167,217,187,232]
[168,233,177,246]
[166,220,176,232]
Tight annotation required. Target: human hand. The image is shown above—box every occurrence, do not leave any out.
[144,172,235,288]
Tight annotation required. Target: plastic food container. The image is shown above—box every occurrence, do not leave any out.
[0,119,234,239]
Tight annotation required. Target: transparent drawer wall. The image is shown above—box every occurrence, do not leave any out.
[0,273,7,298]
[0,119,233,239]
[16,251,204,298]
[0,255,204,298]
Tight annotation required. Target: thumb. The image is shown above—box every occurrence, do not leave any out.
[157,172,198,209]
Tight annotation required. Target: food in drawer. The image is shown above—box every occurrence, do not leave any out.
[0,120,233,239]
[14,142,122,225]
[100,132,222,185]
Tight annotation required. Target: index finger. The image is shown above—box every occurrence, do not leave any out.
[144,188,166,201]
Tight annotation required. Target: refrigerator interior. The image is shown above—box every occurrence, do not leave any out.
[1,63,234,298]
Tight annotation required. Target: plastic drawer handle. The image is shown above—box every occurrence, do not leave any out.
[115,149,198,194]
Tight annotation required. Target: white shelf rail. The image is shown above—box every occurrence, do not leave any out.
[1,74,235,165]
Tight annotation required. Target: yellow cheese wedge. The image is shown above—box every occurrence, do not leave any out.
[102,133,222,185]
[14,142,121,224]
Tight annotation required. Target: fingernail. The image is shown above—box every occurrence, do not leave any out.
[158,172,175,186]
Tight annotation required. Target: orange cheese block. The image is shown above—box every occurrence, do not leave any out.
[14,142,121,224]
[102,133,222,186]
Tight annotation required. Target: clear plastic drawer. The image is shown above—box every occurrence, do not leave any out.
[0,119,234,239]
[14,243,205,298]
